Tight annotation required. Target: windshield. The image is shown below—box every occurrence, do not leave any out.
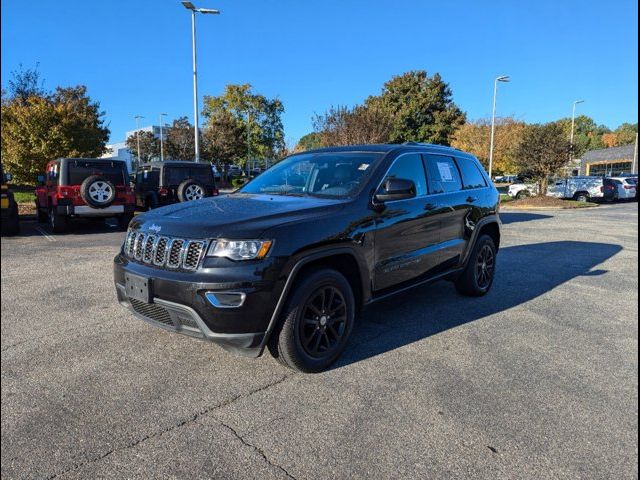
[67,161,127,185]
[240,152,384,198]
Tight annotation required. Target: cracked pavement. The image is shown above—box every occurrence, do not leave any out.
[2,203,638,479]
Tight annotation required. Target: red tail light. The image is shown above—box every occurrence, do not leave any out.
[57,186,75,198]
[600,186,604,192]
[158,188,169,196]
[212,188,219,196]
[624,185,635,190]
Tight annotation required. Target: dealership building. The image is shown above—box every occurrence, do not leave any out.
[579,144,638,176]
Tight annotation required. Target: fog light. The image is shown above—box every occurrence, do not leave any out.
[205,292,246,309]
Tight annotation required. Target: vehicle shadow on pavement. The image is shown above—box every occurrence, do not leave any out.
[12,219,122,237]
[500,212,553,225]
[335,241,622,369]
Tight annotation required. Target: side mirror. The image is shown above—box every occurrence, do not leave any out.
[5,173,13,182]
[375,178,416,202]
[37,174,45,184]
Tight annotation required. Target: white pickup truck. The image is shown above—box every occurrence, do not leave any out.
[508,176,618,202]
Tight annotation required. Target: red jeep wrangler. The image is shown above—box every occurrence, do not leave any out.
[35,158,135,233]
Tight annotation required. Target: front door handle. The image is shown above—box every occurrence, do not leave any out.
[466,196,478,203]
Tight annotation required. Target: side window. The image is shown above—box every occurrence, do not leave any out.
[456,157,487,190]
[423,155,462,194]
[383,154,427,196]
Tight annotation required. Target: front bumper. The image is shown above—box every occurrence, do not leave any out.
[113,254,285,357]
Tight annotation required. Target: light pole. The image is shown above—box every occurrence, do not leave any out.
[633,132,638,175]
[134,115,144,166]
[159,113,167,162]
[488,75,510,179]
[182,2,220,162]
[569,100,584,167]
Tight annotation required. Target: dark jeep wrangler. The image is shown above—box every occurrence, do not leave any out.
[114,144,501,372]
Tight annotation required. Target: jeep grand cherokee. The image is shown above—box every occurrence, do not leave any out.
[114,144,501,372]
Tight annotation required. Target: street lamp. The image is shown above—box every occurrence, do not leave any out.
[159,113,167,162]
[569,100,585,164]
[134,115,144,166]
[181,1,220,162]
[488,75,510,179]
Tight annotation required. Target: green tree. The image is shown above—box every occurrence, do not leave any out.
[513,123,571,195]
[553,115,610,158]
[365,71,466,145]
[125,130,160,163]
[202,84,285,168]
[614,123,638,146]
[295,132,323,151]
[1,67,109,184]
[165,116,196,161]
[313,104,392,147]
[202,110,246,166]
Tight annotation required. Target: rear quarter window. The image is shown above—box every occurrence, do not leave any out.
[164,166,214,185]
[456,157,487,190]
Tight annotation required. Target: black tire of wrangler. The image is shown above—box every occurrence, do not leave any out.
[268,268,355,373]
[80,175,116,208]
[2,205,20,235]
[36,202,48,223]
[49,207,68,233]
[455,234,497,297]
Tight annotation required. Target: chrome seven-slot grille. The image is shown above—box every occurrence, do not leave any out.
[124,230,207,271]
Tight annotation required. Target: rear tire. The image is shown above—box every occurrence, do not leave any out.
[36,202,48,223]
[455,235,497,297]
[268,268,355,373]
[2,205,20,236]
[574,192,590,203]
[49,208,68,233]
[515,190,530,200]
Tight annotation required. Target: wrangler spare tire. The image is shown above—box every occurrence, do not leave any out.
[80,175,116,208]
[177,179,208,202]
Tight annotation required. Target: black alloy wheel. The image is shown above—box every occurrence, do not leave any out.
[299,286,348,358]
[475,244,495,290]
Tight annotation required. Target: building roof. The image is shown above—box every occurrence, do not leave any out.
[582,144,635,163]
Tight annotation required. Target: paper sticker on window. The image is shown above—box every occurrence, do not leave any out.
[358,163,370,171]
[437,162,454,182]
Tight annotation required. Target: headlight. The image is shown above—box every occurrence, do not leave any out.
[207,239,273,261]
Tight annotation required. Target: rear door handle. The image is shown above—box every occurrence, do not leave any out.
[424,203,439,211]
[466,196,478,203]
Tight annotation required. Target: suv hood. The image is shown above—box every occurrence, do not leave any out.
[130,193,347,238]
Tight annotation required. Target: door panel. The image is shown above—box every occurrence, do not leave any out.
[373,153,441,291]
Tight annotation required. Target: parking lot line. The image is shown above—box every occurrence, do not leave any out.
[34,226,56,242]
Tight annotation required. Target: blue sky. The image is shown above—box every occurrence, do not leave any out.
[2,0,638,146]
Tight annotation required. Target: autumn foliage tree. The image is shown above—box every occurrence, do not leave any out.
[125,130,160,163]
[1,67,109,184]
[451,117,527,175]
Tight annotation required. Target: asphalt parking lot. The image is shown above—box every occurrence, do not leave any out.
[1,203,638,479]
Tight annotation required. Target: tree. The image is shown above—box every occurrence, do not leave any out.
[613,123,638,146]
[553,115,610,158]
[125,130,160,163]
[165,117,196,161]
[1,67,109,184]
[313,104,392,147]
[513,123,571,195]
[201,110,246,166]
[295,132,323,152]
[451,117,527,174]
[312,71,465,147]
[202,84,285,167]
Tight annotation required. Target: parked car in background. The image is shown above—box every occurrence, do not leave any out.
[547,176,617,202]
[494,175,518,184]
[114,143,501,372]
[1,164,19,235]
[507,181,539,199]
[35,158,135,233]
[134,161,218,210]
[609,177,637,201]
[228,165,244,178]
[211,165,222,182]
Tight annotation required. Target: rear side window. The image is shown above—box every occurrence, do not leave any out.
[423,155,462,194]
[68,161,125,185]
[383,153,427,196]
[456,157,487,190]
[165,166,213,185]
[626,178,637,185]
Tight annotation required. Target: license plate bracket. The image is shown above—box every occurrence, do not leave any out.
[125,273,152,303]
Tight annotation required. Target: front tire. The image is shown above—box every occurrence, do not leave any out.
[455,235,497,297]
[268,268,355,373]
[118,213,134,231]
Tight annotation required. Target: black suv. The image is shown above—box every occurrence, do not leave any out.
[134,161,218,210]
[114,144,501,372]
